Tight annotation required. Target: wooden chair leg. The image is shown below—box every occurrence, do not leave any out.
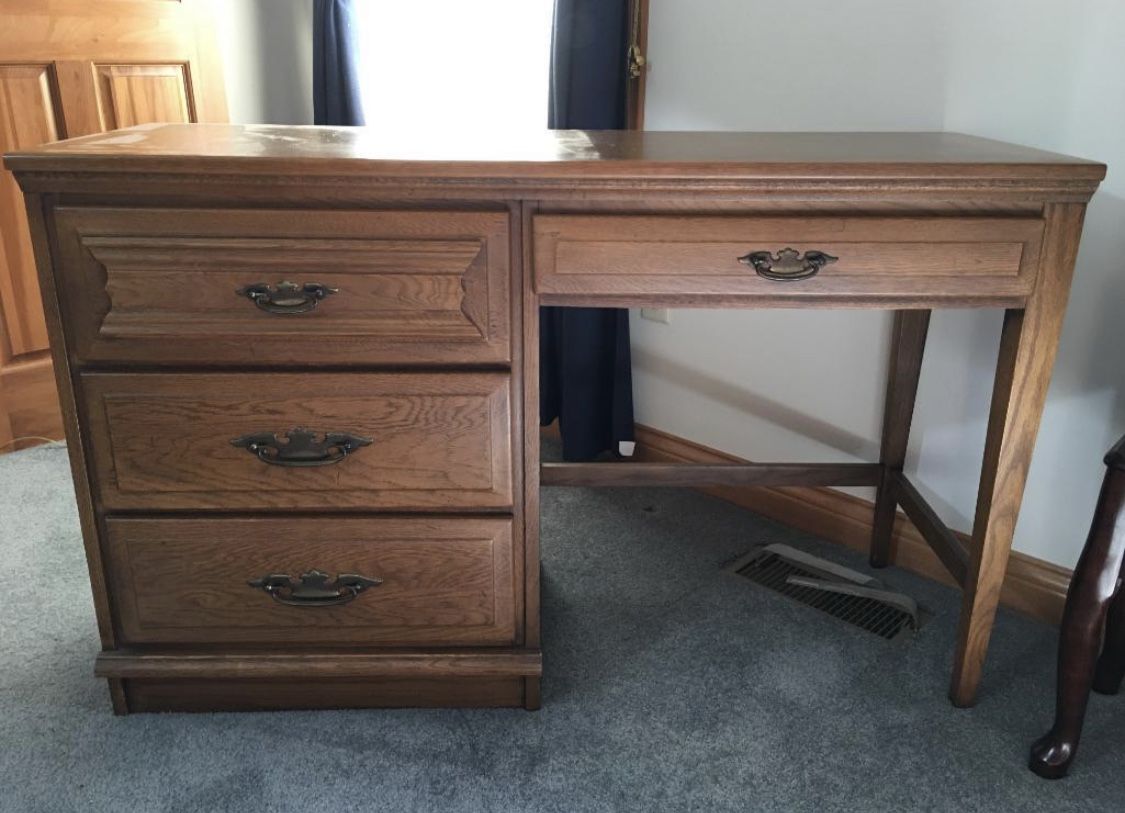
[1030,458,1125,779]
[870,310,930,568]
[1092,565,1125,695]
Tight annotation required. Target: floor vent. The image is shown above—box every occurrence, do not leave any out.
[727,544,920,640]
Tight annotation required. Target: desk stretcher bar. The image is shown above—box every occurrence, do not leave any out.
[542,463,970,589]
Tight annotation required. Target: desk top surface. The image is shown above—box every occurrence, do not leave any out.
[5,124,1106,184]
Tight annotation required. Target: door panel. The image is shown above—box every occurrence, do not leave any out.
[95,63,196,129]
[0,63,61,359]
[0,0,227,452]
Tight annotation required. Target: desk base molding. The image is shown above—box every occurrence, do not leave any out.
[120,677,532,713]
[96,651,542,714]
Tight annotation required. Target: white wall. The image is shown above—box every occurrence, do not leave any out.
[213,0,314,125]
[640,0,1125,568]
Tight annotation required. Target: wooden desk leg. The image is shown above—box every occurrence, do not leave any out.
[1030,464,1125,778]
[521,202,542,711]
[950,203,1085,708]
[870,309,931,568]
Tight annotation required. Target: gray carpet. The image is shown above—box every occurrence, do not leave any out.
[2,445,1124,812]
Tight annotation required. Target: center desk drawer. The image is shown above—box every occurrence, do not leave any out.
[52,207,511,365]
[81,373,513,511]
[533,215,1044,304]
[104,516,517,646]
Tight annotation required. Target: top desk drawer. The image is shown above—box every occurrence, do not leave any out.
[52,208,511,366]
[533,215,1044,307]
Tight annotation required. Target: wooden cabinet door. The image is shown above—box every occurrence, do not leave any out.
[0,0,227,451]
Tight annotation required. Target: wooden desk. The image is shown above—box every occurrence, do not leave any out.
[5,125,1104,713]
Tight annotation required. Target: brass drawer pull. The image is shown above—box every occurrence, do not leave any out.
[238,281,338,314]
[248,569,382,607]
[738,248,838,281]
[231,428,372,467]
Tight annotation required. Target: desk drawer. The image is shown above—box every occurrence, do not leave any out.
[81,372,513,511]
[533,215,1044,306]
[53,207,511,365]
[104,516,517,646]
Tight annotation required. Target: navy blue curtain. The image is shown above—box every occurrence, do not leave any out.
[543,0,635,461]
[313,0,365,126]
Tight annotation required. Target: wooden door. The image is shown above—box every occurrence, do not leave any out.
[0,0,227,452]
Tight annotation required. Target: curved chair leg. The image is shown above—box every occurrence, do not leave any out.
[1092,556,1125,695]
[1029,462,1125,779]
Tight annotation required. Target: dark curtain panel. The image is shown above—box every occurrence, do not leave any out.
[313,0,365,126]
[543,0,635,461]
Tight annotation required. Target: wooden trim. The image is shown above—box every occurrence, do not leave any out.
[603,423,1070,626]
[96,651,544,680]
[0,368,12,449]
[871,310,931,566]
[0,352,63,453]
[894,471,969,586]
[541,461,881,487]
[625,0,649,130]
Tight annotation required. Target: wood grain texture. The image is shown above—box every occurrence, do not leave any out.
[53,207,512,365]
[627,423,1073,626]
[534,215,1042,307]
[0,63,58,360]
[6,128,1105,207]
[94,63,194,130]
[0,363,11,448]
[951,204,1088,707]
[520,202,541,656]
[96,651,543,680]
[9,125,1101,713]
[870,310,931,567]
[894,471,969,585]
[624,0,649,130]
[6,126,1104,184]
[0,353,62,448]
[505,203,532,701]
[122,677,527,713]
[0,0,227,453]
[104,516,517,646]
[81,372,514,511]
[541,461,881,488]
[22,190,116,647]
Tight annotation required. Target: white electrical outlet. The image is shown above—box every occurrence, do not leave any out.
[640,308,670,324]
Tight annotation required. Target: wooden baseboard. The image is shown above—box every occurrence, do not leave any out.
[0,354,63,453]
[540,421,1070,625]
[631,424,1069,626]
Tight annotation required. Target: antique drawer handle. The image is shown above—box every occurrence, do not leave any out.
[238,281,338,314]
[738,248,838,281]
[248,569,382,607]
[231,428,373,467]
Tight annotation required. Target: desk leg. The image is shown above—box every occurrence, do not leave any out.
[870,309,931,568]
[520,203,542,711]
[950,203,1085,707]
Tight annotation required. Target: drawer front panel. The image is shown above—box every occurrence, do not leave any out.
[105,516,517,645]
[82,372,513,511]
[533,215,1044,306]
[53,207,511,365]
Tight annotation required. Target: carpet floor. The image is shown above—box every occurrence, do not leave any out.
[1,444,1124,812]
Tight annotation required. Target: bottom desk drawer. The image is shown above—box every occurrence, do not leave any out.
[105,516,517,646]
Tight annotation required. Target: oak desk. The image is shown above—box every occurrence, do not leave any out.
[6,125,1104,713]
